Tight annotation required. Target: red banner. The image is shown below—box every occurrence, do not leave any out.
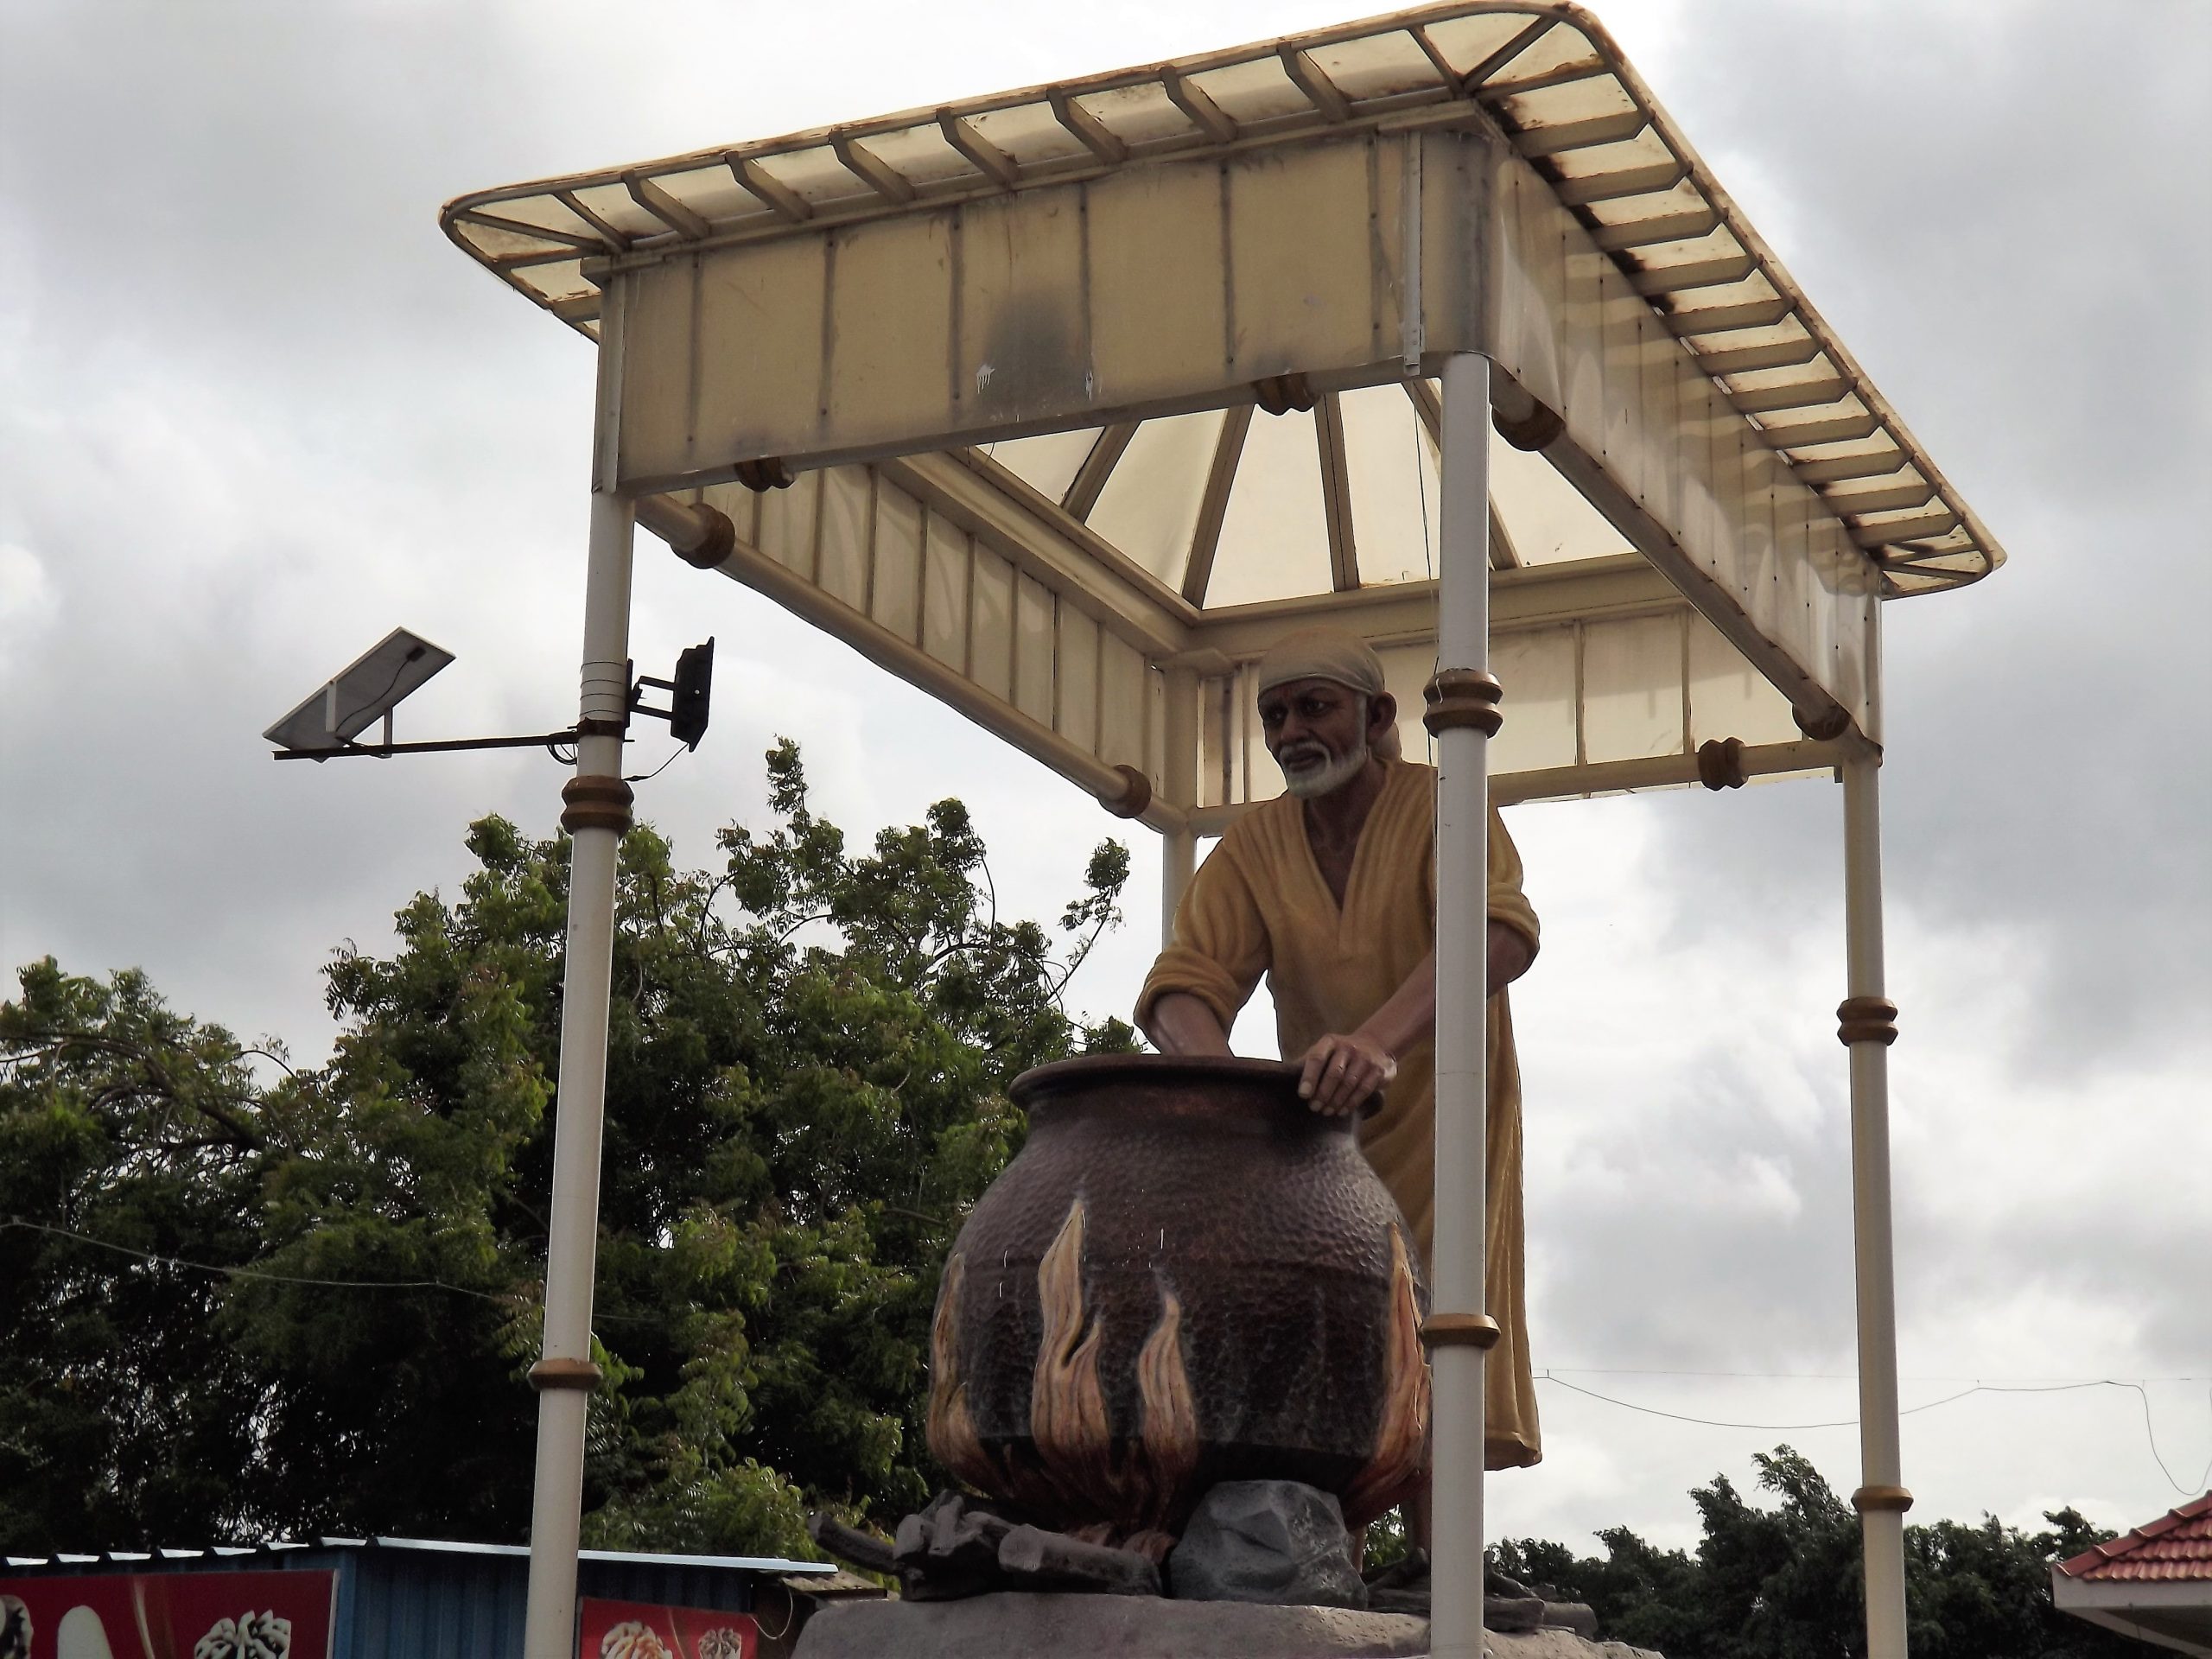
[0,1569,335,1659]
[577,1598,758,1659]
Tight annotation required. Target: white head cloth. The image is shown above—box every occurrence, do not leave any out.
[1254,627,1402,761]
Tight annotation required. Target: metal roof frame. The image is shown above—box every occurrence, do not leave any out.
[444,0,1999,598]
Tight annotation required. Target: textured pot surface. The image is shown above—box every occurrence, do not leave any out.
[926,1055,1428,1543]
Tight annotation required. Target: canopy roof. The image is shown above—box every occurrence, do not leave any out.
[442,2,2003,826]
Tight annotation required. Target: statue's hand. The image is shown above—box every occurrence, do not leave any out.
[1297,1032,1398,1117]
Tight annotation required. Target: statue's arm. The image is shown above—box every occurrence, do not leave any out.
[1300,922,1535,1116]
[1488,918,1535,990]
[1141,992,1235,1057]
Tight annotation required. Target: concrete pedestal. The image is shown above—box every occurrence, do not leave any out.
[792,1592,1665,1658]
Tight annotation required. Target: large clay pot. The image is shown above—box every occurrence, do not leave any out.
[925,1055,1429,1548]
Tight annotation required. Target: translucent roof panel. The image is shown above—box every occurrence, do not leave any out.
[1339,384,1440,587]
[1205,408,1334,608]
[1491,441,1632,565]
[1085,410,1224,591]
[986,429,1098,503]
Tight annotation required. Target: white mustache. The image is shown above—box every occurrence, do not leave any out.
[1278,742,1331,770]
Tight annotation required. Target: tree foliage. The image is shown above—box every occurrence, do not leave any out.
[1494,1448,2140,1658]
[1,741,1129,1557]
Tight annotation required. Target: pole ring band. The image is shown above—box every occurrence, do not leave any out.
[1836,996,1899,1046]
[1696,737,1748,791]
[1852,1484,1913,1514]
[528,1357,604,1393]
[1420,1313,1500,1351]
[671,504,739,569]
[1103,765,1152,820]
[734,456,795,493]
[1422,669,1503,738]
[1492,397,1564,452]
[562,774,635,836]
[1794,703,1853,741]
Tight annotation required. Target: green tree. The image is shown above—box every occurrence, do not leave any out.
[1494,1449,2142,1658]
[0,963,277,1546]
[0,741,1129,1557]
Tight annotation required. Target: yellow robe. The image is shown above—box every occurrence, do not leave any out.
[1136,759,1541,1470]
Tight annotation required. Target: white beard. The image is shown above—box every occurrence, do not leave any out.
[1279,741,1370,799]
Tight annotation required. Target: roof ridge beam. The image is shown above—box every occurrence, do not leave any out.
[725,154,813,224]
[1850,510,1958,548]
[1790,450,1910,485]
[1406,24,1462,90]
[1590,209,1719,252]
[622,171,709,240]
[831,136,918,206]
[1063,423,1140,520]
[1162,67,1239,143]
[1554,161,1687,207]
[1403,377,1441,444]
[454,209,609,253]
[1314,392,1360,589]
[1819,480,1934,516]
[1514,110,1650,159]
[1048,89,1128,165]
[1728,375,1847,414]
[1487,500,1521,571]
[1695,335,1823,376]
[1628,253,1756,296]
[937,110,1020,188]
[1664,296,1796,336]
[1279,48,1352,123]
[1763,410,1884,448]
[553,188,632,251]
[1459,17,1559,91]
[1184,405,1253,605]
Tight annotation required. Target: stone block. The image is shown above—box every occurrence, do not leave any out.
[1167,1480,1364,1607]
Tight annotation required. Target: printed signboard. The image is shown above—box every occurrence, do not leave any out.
[577,1598,756,1659]
[0,1569,334,1659]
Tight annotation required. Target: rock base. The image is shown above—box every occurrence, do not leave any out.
[792,1592,1664,1658]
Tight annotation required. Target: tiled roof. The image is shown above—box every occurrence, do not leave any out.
[2056,1494,2212,1582]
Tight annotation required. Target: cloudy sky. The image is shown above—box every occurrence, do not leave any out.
[3,0,2206,1558]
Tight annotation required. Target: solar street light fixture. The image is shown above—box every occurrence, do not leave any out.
[626,638,713,750]
[265,627,715,761]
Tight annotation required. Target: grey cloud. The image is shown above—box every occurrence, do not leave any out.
[1624,0,2212,1068]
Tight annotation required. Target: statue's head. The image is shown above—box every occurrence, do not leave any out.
[1255,628,1400,799]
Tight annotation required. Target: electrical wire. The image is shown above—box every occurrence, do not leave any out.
[624,746,687,785]
[1541,1364,2211,1383]
[1537,1370,2212,1497]
[13,1216,2206,1487]
[1,1215,657,1325]
[330,645,428,739]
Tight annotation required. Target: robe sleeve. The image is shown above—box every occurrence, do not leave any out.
[1486,805,1540,958]
[1421,804,1541,961]
[1135,839,1272,1034]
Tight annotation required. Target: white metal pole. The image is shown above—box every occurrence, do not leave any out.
[1841,744,1910,1658]
[523,276,639,1659]
[1160,827,1196,947]
[1427,353,1497,1659]
[1158,664,1199,947]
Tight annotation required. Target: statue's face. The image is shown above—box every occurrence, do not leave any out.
[1260,677,1374,798]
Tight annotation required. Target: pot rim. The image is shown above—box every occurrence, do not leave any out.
[1008,1052,1381,1120]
